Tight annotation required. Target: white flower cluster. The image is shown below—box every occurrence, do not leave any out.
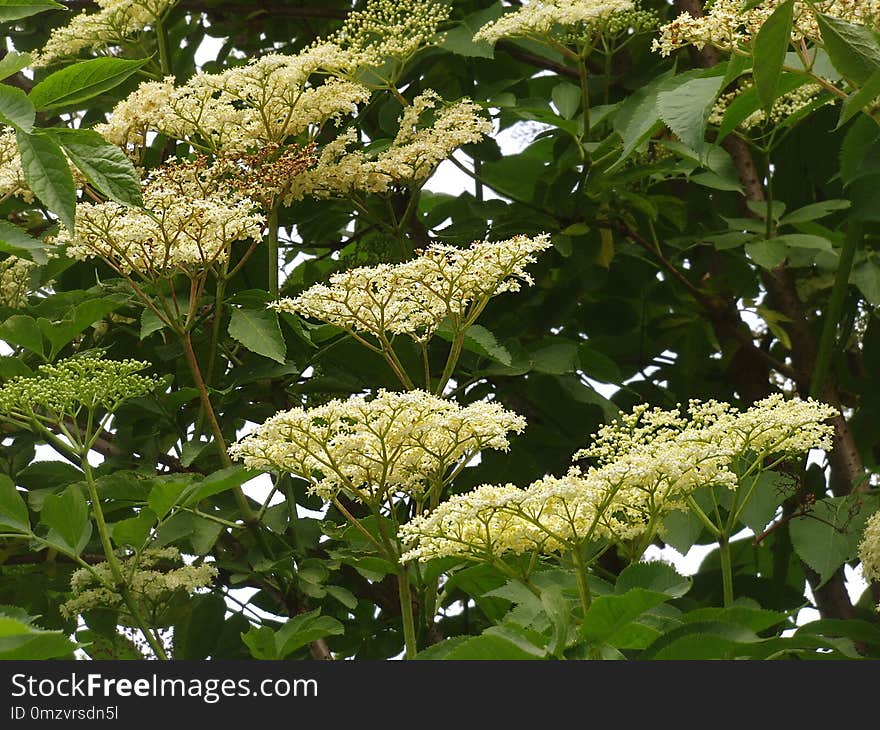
[285,91,492,200]
[708,81,829,130]
[57,167,264,278]
[60,547,217,620]
[578,395,836,465]
[97,62,369,154]
[95,1,451,156]
[0,353,159,424]
[0,256,36,309]
[859,509,880,583]
[36,0,179,67]
[273,234,551,343]
[473,0,654,45]
[654,0,880,57]
[400,396,836,563]
[0,129,32,204]
[228,389,526,503]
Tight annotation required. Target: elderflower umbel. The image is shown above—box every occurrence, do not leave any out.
[285,91,492,200]
[858,509,880,583]
[96,51,369,154]
[57,166,264,279]
[0,129,32,203]
[0,256,35,308]
[60,547,217,622]
[228,389,526,503]
[474,0,656,46]
[400,395,837,564]
[0,353,159,428]
[36,0,179,67]
[653,0,880,57]
[273,234,551,343]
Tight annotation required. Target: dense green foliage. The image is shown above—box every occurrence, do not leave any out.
[1,0,879,660]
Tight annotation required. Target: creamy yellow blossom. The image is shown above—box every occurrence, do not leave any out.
[474,0,655,45]
[401,396,836,564]
[858,509,880,583]
[0,129,32,203]
[97,59,369,154]
[654,0,880,57]
[60,547,217,621]
[285,91,492,200]
[708,80,830,130]
[36,0,179,67]
[57,166,264,278]
[228,389,526,503]
[0,256,35,308]
[273,234,551,343]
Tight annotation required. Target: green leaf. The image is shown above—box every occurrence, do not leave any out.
[436,323,511,366]
[0,615,75,660]
[657,75,725,151]
[816,13,880,86]
[180,466,258,506]
[15,130,75,231]
[642,621,761,659]
[789,494,880,585]
[770,233,833,250]
[752,0,794,112]
[0,51,32,81]
[681,605,788,633]
[837,68,880,128]
[243,609,344,659]
[779,199,850,225]
[40,485,91,555]
[0,474,29,533]
[325,585,358,610]
[147,480,188,520]
[0,84,34,132]
[530,342,578,375]
[440,3,502,59]
[172,594,227,660]
[661,509,705,554]
[580,589,672,645]
[577,343,621,383]
[551,82,581,120]
[738,471,789,534]
[275,611,344,657]
[414,636,472,659]
[539,585,571,657]
[796,618,880,651]
[111,509,155,549]
[852,256,880,305]
[0,220,49,264]
[615,561,692,598]
[37,296,124,358]
[745,239,788,269]
[0,0,64,22]
[140,307,165,339]
[437,632,544,660]
[228,307,286,364]
[610,71,671,169]
[44,128,142,207]
[28,57,147,111]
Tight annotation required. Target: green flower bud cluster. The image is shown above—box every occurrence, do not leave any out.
[0,353,159,424]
